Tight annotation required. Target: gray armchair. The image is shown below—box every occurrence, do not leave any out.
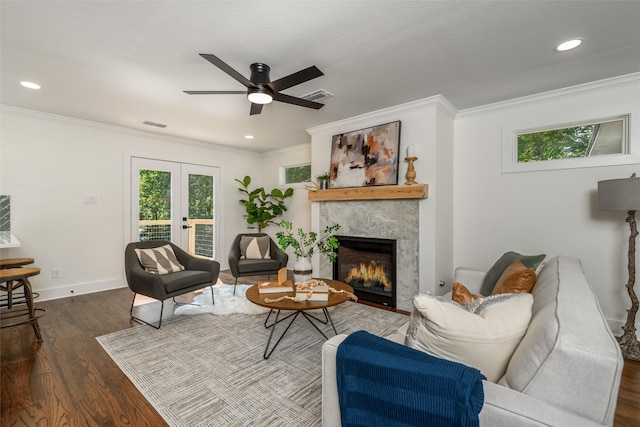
[125,240,220,328]
[228,233,288,294]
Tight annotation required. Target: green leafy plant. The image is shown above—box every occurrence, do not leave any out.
[276,220,341,262]
[236,176,294,232]
[316,172,330,182]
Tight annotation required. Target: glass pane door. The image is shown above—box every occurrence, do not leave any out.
[130,157,220,260]
[182,164,219,260]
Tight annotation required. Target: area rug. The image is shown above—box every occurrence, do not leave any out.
[97,302,409,427]
[173,284,270,316]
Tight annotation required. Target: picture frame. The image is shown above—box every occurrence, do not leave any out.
[329,121,401,188]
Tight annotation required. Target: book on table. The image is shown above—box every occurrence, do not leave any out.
[295,279,329,301]
[257,279,294,293]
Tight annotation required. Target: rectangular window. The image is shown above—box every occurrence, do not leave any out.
[502,114,636,173]
[282,164,311,184]
[517,116,627,163]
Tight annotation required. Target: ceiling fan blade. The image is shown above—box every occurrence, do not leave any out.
[199,53,254,88]
[183,90,246,95]
[272,92,324,110]
[268,66,324,92]
[250,103,264,115]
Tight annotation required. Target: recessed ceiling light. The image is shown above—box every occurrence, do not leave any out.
[555,38,583,52]
[245,135,254,139]
[20,81,41,90]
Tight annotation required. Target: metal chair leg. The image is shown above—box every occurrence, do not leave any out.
[129,292,163,329]
[233,277,238,295]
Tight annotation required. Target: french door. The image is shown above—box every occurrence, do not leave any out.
[130,157,220,260]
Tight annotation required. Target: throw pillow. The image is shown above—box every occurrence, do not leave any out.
[135,244,185,275]
[451,282,480,305]
[480,251,545,296]
[491,259,536,295]
[405,292,533,382]
[239,235,271,259]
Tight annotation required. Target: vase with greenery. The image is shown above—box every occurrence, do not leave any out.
[316,172,330,190]
[236,176,294,232]
[276,220,341,282]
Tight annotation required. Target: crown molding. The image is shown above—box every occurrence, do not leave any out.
[0,104,259,157]
[306,94,458,135]
[457,72,640,118]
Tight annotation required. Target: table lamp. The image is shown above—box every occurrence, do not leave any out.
[598,173,640,360]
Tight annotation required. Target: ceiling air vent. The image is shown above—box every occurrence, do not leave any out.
[301,89,333,102]
[141,120,167,128]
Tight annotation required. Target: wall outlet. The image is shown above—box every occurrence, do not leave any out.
[51,267,62,279]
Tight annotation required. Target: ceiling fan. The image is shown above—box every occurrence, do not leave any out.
[184,54,325,115]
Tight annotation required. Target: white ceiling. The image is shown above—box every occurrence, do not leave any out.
[2,1,639,152]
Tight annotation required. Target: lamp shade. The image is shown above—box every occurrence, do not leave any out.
[598,176,640,211]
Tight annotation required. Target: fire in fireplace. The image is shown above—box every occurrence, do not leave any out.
[333,236,396,307]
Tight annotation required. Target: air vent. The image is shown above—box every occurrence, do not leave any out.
[141,120,167,128]
[301,89,334,102]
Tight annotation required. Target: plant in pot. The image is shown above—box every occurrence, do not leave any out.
[276,220,341,283]
[235,176,294,232]
[316,172,331,190]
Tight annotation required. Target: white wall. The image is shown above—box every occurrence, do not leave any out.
[260,143,312,268]
[453,74,640,332]
[0,106,261,300]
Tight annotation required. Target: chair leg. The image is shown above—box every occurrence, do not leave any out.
[129,292,163,329]
[210,285,215,304]
[233,277,238,295]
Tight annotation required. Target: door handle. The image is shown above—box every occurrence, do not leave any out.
[182,225,192,229]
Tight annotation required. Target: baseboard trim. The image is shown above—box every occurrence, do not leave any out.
[36,278,128,302]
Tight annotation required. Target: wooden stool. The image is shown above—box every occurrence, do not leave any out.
[0,267,45,342]
[0,258,35,269]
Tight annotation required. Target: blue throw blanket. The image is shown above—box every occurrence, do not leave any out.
[336,331,485,427]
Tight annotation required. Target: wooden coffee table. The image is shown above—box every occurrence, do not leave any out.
[246,279,354,359]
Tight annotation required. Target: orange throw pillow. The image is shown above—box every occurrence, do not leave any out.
[492,259,536,295]
[452,282,480,305]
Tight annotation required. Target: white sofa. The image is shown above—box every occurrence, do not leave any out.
[322,256,624,426]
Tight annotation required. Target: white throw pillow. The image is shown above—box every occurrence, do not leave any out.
[135,244,185,275]
[405,293,533,382]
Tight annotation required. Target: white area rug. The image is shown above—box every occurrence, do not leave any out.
[174,284,270,316]
[97,302,409,426]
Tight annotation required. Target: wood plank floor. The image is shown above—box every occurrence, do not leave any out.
[2,271,639,426]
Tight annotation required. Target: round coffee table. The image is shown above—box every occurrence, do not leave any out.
[246,279,354,359]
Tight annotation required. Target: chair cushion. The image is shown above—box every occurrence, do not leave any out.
[160,270,213,293]
[239,235,271,259]
[135,244,185,275]
[237,258,281,274]
[405,292,533,382]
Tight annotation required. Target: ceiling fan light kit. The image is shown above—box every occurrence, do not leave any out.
[184,53,325,115]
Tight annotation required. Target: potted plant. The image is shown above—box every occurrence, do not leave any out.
[236,176,294,232]
[276,220,341,282]
[316,172,331,190]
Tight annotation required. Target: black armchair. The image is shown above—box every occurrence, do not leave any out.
[228,233,288,294]
[125,240,220,328]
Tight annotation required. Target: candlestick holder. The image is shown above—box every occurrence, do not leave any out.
[405,156,418,185]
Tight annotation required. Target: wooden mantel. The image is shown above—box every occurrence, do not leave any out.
[307,183,428,202]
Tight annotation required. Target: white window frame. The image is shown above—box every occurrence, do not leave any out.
[279,163,312,187]
[502,113,638,173]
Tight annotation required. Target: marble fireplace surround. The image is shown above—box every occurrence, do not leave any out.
[318,199,419,311]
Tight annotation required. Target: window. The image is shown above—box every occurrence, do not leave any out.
[517,116,627,163]
[502,114,636,173]
[281,164,311,184]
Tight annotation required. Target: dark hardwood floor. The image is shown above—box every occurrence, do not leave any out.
[2,271,639,426]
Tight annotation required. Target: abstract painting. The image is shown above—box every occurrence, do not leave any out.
[330,121,401,188]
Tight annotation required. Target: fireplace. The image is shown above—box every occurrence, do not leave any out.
[333,236,396,307]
